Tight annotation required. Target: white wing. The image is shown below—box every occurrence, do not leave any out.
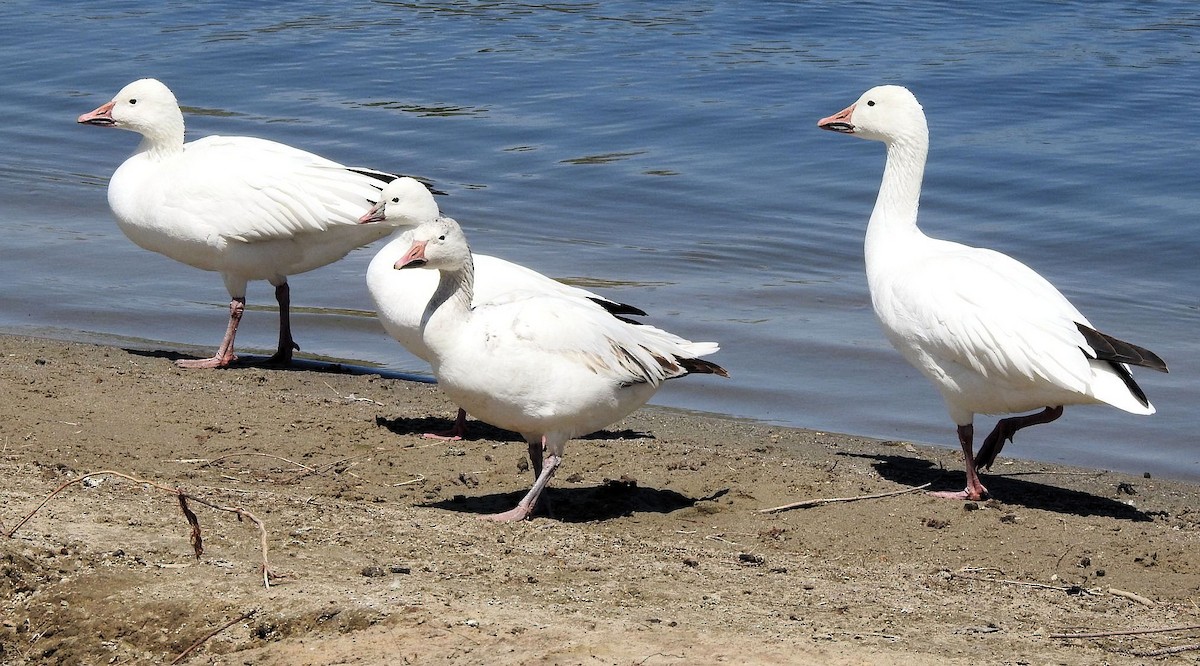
[161,136,394,243]
[884,244,1096,395]
[472,291,721,387]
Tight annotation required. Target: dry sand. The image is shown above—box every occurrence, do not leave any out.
[1,335,1198,665]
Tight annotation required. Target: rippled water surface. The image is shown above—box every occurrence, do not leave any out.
[1,1,1196,478]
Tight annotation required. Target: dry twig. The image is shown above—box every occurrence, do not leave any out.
[170,608,259,664]
[1108,587,1154,606]
[758,483,931,514]
[1126,644,1200,657]
[949,570,1092,594]
[282,452,376,484]
[323,380,384,406]
[5,470,275,588]
[200,452,315,473]
[1050,623,1200,639]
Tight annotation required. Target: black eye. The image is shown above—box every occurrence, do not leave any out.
[129,98,138,105]
[438,235,446,241]
[867,100,875,107]
[390,197,399,203]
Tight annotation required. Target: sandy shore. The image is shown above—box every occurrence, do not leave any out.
[1,335,1198,665]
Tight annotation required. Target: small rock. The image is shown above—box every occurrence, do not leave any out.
[360,566,386,578]
[737,552,765,566]
[389,564,411,575]
[963,502,980,511]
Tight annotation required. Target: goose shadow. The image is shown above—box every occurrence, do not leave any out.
[374,415,652,444]
[425,481,728,523]
[124,348,433,381]
[845,452,1156,522]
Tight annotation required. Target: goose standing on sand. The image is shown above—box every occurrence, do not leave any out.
[78,78,401,368]
[392,215,728,521]
[362,177,649,439]
[817,85,1167,501]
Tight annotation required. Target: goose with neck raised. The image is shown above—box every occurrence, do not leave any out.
[78,78,402,368]
[363,177,648,439]
[393,216,728,521]
[818,85,1167,501]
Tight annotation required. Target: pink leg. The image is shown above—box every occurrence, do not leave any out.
[481,439,558,522]
[928,423,990,501]
[975,406,1064,470]
[176,297,244,369]
[261,283,298,367]
[423,408,469,440]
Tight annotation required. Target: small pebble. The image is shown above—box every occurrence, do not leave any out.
[360,566,386,578]
[737,552,764,566]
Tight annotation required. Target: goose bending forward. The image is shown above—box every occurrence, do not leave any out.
[817,85,1167,501]
[78,78,401,368]
[393,216,728,521]
[363,178,648,439]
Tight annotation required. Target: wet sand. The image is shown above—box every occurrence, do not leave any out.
[2,335,1198,665]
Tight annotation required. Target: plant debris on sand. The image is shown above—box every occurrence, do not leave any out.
[2,336,1199,664]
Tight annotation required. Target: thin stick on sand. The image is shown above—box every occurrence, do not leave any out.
[1107,587,1154,606]
[200,452,316,473]
[1049,623,1200,640]
[1127,644,1200,657]
[758,483,932,514]
[6,470,275,588]
[170,608,259,664]
[948,570,1087,593]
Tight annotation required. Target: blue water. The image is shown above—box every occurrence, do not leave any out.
[1,1,1196,480]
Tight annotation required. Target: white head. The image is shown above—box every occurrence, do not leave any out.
[77,78,184,146]
[817,85,927,146]
[359,177,441,228]
[394,216,471,272]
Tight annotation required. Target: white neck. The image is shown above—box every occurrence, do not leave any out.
[865,132,929,283]
[420,256,476,363]
[136,111,186,160]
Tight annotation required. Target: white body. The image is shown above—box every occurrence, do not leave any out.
[831,85,1154,427]
[368,231,641,365]
[402,217,722,457]
[87,79,398,299]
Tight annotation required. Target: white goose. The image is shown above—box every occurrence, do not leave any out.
[818,85,1167,501]
[393,215,728,521]
[362,177,648,439]
[78,78,402,368]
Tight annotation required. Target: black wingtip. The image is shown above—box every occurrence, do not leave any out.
[589,297,649,319]
[1075,323,1168,373]
[678,357,729,378]
[348,169,448,196]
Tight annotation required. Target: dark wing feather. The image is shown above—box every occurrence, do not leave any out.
[1075,323,1168,372]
